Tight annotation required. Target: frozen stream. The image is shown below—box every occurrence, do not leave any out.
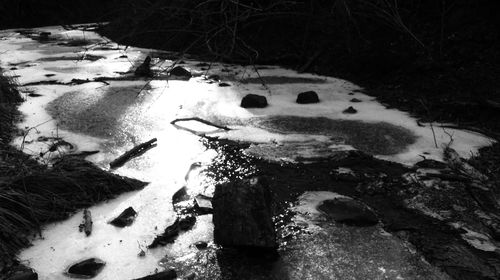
[0,26,493,279]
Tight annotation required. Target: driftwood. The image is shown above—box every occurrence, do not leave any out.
[170,117,231,132]
[109,138,157,169]
[444,146,489,182]
[81,209,92,236]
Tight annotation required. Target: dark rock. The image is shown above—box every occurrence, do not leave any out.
[44,74,55,77]
[28,93,42,97]
[179,214,196,230]
[133,269,177,280]
[194,195,212,215]
[10,67,17,70]
[218,82,231,87]
[66,258,105,278]
[172,186,189,204]
[148,220,179,248]
[317,197,378,226]
[213,177,277,250]
[169,66,192,79]
[194,241,208,250]
[240,94,268,108]
[109,207,137,227]
[5,264,38,280]
[296,91,319,104]
[343,106,358,114]
[134,56,152,77]
[148,215,195,248]
[350,98,362,103]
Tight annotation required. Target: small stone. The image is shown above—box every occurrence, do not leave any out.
[169,66,192,79]
[179,215,196,231]
[172,186,189,204]
[194,241,208,250]
[241,94,268,108]
[194,195,212,215]
[134,56,152,77]
[67,258,105,278]
[109,207,137,227]
[138,249,146,257]
[343,106,357,114]
[350,98,362,103]
[296,91,319,104]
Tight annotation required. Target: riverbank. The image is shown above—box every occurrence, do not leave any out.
[1,23,498,279]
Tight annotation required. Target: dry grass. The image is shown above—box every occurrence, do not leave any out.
[0,70,147,270]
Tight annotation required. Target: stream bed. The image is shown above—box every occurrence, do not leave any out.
[0,25,495,280]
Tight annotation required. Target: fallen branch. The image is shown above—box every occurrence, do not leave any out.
[444,146,489,182]
[80,209,92,236]
[109,138,157,169]
[171,117,231,131]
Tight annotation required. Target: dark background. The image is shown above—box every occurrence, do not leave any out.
[1,0,500,134]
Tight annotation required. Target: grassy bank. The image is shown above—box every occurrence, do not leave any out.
[0,70,147,275]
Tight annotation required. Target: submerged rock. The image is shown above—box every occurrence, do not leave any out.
[4,264,38,280]
[194,241,208,250]
[169,66,192,79]
[318,197,378,226]
[343,106,358,114]
[66,258,105,278]
[133,269,177,280]
[240,94,268,108]
[148,215,196,248]
[134,56,152,77]
[213,177,277,251]
[109,207,137,227]
[179,214,196,230]
[296,91,319,104]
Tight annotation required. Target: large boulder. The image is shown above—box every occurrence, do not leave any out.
[213,177,277,251]
[240,94,268,108]
[296,91,319,104]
